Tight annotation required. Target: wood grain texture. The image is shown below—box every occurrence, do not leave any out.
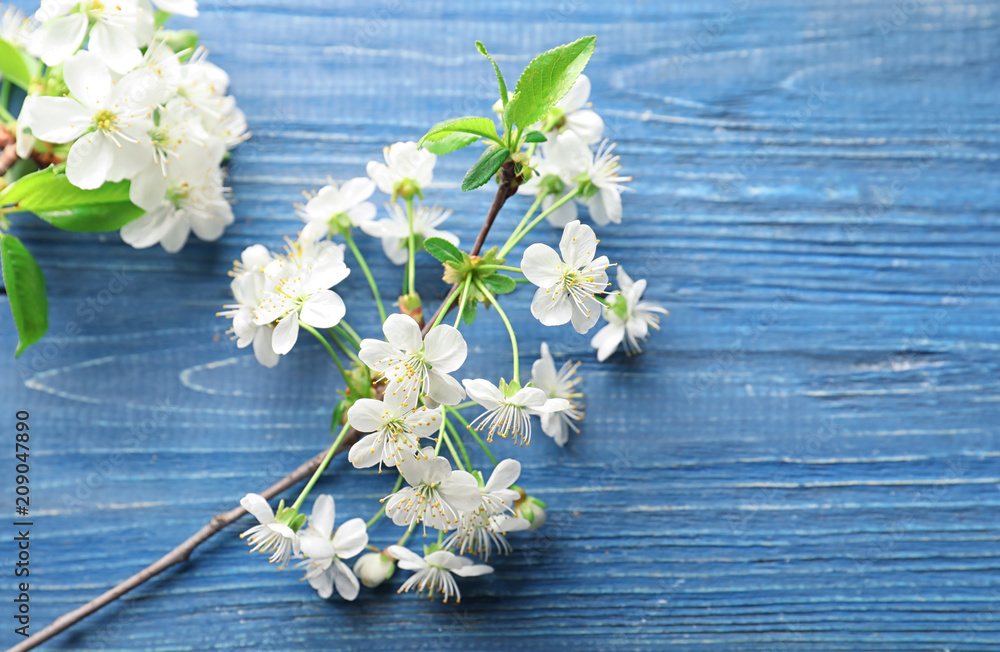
[2,0,999,649]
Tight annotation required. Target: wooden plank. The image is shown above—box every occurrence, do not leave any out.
[1,0,998,649]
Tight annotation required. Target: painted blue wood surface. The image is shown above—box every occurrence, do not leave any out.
[2,0,999,649]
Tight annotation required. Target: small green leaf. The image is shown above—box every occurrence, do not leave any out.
[475,41,509,109]
[523,130,548,144]
[0,38,38,90]
[154,9,171,28]
[483,274,516,295]
[419,116,500,149]
[461,146,509,192]
[1,170,145,232]
[424,237,464,265]
[504,36,597,132]
[422,132,480,155]
[34,202,146,232]
[1,234,47,357]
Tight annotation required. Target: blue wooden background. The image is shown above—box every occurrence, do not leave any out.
[3,0,999,649]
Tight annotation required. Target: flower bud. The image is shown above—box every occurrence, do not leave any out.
[516,497,547,531]
[353,552,395,588]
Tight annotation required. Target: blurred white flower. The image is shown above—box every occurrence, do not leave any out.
[361,203,459,266]
[300,177,377,241]
[366,141,435,200]
[31,0,154,72]
[217,245,279,368]
[353,552,395,589]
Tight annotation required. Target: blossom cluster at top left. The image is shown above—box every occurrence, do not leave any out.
[11,0,247,251]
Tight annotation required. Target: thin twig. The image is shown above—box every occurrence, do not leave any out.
[422,160,518,335]
[11,429,362,652]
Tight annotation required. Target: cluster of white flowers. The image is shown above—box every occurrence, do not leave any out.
[231,63,667,605]
[16,0,247,252]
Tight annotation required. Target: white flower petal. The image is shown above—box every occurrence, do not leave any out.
[591,322,625,361]
[382,313,422,352]
[332,518,369,559]
[520,243,563,288]
[423,324,467,372]
[271,310,300,355]
[240,493,274,524]
[300,290,346,328]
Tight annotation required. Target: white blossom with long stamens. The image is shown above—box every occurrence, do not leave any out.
[591,266,669,361]
[238,493,300,567]
[383,447,481,532]
[386,545,492,604]
[359,314,468,405]
[462,379,568,446]
[347,389,442,471]
[529,342,584,445]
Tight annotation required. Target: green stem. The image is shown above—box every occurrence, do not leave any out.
[405,196,417,296]
[302,322,351,383]
[367,474,404,528]
[327,327,361,364]
[344,229,386,322]
[441,428,465,471]
[445,419,473,471]
[0,79,12,126]
[338,321,362,348]
[499,186,583,258]
[431,283,461,329]
[447,406,497,465]
[453,276,473,328]
[506,192,545,249]
[435,417,447,455]
[291,422,352,511]
[477,264,522,274]
[474,278,519,382]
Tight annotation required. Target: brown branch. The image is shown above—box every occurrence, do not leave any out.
[11,429,362,652]
[422,160,518,335]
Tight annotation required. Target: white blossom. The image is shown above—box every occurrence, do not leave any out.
[366,141,436,199]
[217,245,279,368]
[347,389,442,470]
[30,0,155,72]
[591,266,668,361]
[540,74,604,144]
[361,203,459,266]
[520,219,610,334]
[359,314,467,405]
[462,378,567,446]
[529,343,584,446]
[387,545,493,604]
[239,493,300,567]
[383,446,481,532]
[20,51,159,190]
[297,495,368,601]
[300,177,377,241]
[353,552,395,588]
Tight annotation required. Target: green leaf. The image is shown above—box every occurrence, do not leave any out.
[475,41,509,109]
[483,274,516,295]
[419,116,500,148]
[461,146,509,192]
[523,130,548,144]
[424,237,464,265]
[154,9,171,28]
[2,159,38,186]
[34,202,146,232]
[0,38,38,90]
[0,170,145,232]
[422,132,480,156]
[504,36,597,132]
[1,234,47,357]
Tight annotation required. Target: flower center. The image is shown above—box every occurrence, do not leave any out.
[93,109,117,133]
